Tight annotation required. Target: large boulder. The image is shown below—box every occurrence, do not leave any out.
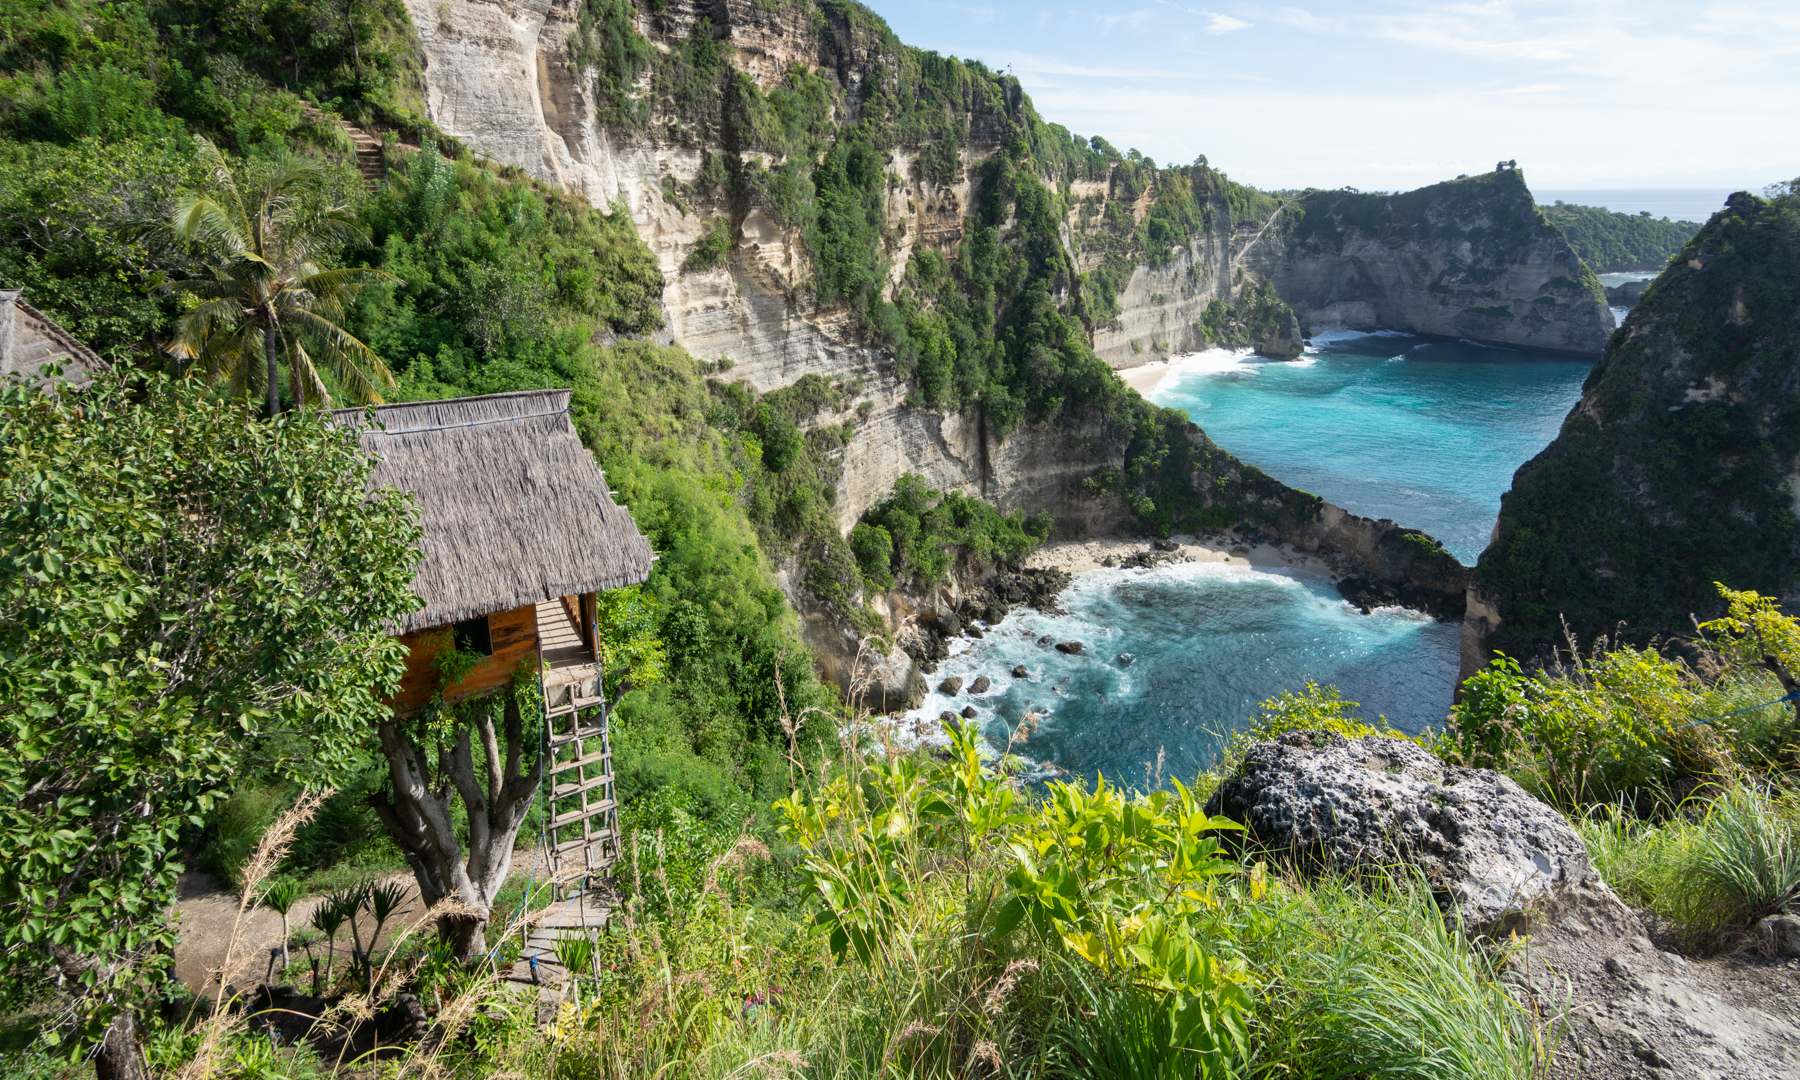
[1205,731,1631,937]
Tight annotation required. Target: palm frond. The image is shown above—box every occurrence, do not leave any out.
[285,309,395,405]
[285,337,334,410]
[189,136,250,240]
[172,193,250,259]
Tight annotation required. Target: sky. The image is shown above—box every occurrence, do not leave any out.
[864,0,1800,193]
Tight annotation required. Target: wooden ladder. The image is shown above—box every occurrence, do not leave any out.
[539,637,618,889]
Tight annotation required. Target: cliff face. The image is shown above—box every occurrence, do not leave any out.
[1243,171,1615,356]
[399,0,1287,518]
[1470,190,1800,667]
[399,0,1472,697]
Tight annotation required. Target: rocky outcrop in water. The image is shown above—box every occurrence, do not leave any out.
[1242,171,1615,355]
[1603,279,1649,306]
[1473,189,1800,662]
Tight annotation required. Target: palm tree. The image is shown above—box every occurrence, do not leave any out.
[168,136,395,418]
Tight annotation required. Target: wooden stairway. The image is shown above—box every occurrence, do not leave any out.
[535,599,619,889]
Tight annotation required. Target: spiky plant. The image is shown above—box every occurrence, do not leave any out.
[259,876,302,971]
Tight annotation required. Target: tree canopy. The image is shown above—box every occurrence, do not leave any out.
[0,372,421,1063]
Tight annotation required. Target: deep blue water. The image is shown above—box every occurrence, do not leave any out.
[903,564,1462,784]
[1150,333,1595,564]
[894,331,1591,784]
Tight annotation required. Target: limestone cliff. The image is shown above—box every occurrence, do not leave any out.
[397,0,1471,698]
[1243,170,1615,356]
[398,0,1292,517]
[1470,189,1800,666]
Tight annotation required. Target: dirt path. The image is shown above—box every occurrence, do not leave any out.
[172,848,559,995]
[172,871,420,996]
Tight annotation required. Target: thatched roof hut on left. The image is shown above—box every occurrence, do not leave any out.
[332,389,654,712]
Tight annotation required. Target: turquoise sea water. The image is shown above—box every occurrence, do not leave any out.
[1151,334,1595,564]
[896,332,1593,784]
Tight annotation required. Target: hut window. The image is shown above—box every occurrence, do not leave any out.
[452,616,493,657]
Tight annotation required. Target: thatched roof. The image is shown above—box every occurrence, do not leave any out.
[1,289,108,390]
[332,389,654,634]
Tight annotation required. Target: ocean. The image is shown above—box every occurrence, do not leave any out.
[1533,188,1737,224]
[895,331,1594,784]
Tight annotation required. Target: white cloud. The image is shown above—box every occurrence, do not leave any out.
[1496,83,1565,94]
[1151,1,1253,33]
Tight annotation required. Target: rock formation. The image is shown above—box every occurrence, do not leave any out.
[1472,189,1800,663]
[397,0,1480,700]
[1210,731,1800,1079]
[1206,730,1626,936]
[1242,171,1615,355]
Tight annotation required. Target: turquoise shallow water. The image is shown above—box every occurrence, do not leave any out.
[1151,333,1595,564]
[896,331,1592,783]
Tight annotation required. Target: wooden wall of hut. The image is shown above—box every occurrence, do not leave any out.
[389,603,538,714]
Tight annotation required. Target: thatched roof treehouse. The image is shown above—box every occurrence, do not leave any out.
[333,388,653,878]
[1,289,108,390]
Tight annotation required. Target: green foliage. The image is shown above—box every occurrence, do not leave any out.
[1477,190,1800,651]
[853,473,1051,592]
[1445,648,1730,809]
[681,215,731,271]
[1197,278,1290,347]
[0,136,209,357]
[0,372,419,1055]
[571,0,655,126]
[1578,784,1800,945]
[1543,200,1702,272]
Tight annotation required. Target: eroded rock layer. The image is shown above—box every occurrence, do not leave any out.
[1244,170,1615,355]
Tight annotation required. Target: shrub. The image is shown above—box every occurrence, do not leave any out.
[1577,784,1800,945]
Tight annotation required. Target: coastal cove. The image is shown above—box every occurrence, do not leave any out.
[898,330,1597,782]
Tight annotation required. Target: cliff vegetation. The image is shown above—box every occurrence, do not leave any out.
[1541,199,1704,274]
[1477,186,1800,656]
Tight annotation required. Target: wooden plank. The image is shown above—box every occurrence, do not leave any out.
[386,602,540,714]
[553,774,612,799]
[551,800,615,829]
[547,750,609,775]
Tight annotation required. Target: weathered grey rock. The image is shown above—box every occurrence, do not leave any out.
[1054,641,1086,655]
[937,677,964,695]
[1036,635,1053,647]
[969,676,991,694]
[960,705,978,719]
[1253,309,1305,360]
[1206,731,1629,936]
[1756,913,1800,958]
[1011,665,1029,678]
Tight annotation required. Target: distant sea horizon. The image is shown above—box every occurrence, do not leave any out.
[1533,188,1741,224]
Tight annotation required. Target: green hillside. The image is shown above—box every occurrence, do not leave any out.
[1541,199,1704,273]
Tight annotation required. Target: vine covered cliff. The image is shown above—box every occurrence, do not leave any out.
[1244,170,1615,355]
[1472,188,1800,661]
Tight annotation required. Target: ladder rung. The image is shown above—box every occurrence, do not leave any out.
[553,773,613,799]
[551,800,616,829]
[545,695,606,719]
[548,728,606,749]
[548,750,610,775]
[551,833,614,856]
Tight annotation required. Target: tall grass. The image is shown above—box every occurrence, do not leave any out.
[1577,782,1800,945]
[1245,875,1556,1080]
